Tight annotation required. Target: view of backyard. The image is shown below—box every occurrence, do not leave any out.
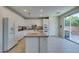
[64,13,79,43]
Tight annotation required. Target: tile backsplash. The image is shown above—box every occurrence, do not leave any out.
[18,25,43,31]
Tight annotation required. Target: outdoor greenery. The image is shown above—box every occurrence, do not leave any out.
[65,16,79,26]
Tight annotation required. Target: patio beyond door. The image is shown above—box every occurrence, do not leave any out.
[64,13,79,43]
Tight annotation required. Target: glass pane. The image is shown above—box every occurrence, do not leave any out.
[71,13,79,43]
[64,17,70,39]
[64,12,79,43]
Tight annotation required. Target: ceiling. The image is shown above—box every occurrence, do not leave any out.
[8,6,76,18]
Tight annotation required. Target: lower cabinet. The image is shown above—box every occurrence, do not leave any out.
[24,36,48,53]
[24,37,39,53]
[40,37,47,53]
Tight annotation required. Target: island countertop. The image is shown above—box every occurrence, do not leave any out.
[24,32,48,53]
[24,33,49,37]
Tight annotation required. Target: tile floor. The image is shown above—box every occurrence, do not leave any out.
[7,37,79,53]
[48,37,79,53]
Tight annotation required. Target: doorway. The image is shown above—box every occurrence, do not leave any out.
[64,12,79,43]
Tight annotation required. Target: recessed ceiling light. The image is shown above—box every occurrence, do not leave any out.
[40,9,43,12]
[40,14,43,17]
[24,9,28,12]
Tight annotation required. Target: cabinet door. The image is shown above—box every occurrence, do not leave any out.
[25,37,39,53]
[8,38,14,50]
[40,37,47,53]
[8,18,16,50]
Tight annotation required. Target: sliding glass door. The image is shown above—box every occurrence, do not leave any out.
[64,16,71,40]
[64,12,79,43]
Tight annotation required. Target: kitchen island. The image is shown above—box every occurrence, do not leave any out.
[24,33,49,53]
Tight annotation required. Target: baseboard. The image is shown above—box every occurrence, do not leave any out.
[3,43,18,53]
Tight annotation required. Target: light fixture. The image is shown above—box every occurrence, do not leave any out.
[24,9,28,12]
[40,8,43,12]
[40,8,43,17]
[24,8,32,16]
[40,14,42,17]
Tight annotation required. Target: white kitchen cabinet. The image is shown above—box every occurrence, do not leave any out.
[40,37,47,53]
[24,37,39,53]
[24,36,48,53]
[3,17,17,51]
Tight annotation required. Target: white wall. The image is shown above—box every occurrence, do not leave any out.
[0,7,25,52]
[59,16,64,37]
[49,16,59,36]
[59,7,79,37]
